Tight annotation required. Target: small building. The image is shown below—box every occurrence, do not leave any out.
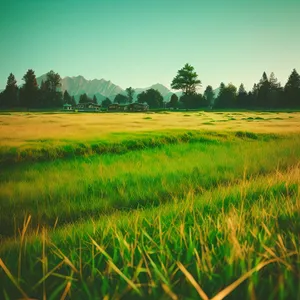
[63,104,73,111]
[107,104,128,111]
[107,102,149,112]
[75,102,101,112]
[108,103,120,111]
[128,103,149,112]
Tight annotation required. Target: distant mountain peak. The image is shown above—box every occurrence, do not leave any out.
[134,83,171,98]
[153,83,166,87]
[71,75,85,79]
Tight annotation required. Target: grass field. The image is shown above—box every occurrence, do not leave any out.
[0,111,300,299]
[0,111,300,147]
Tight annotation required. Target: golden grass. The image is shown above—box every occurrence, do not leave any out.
[0,111,300,147]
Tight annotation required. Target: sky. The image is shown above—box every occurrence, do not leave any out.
[0,0,299,91]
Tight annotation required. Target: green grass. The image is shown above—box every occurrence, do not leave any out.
[1,166,299,299]
[0,130,276,166]
[0,130,300,299]
[1,132,297,238]
[0,130,220,165]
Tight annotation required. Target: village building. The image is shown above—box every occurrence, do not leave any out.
[127,103,149,111]
[107,103,149,112]
[63,103,73,110]
[63,102,148,112]
[75,102,101,112]
[107,103,128,111]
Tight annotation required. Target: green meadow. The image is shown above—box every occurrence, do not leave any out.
[0,112,300,299]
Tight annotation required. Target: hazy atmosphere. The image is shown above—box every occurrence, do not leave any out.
[1,0,300,90]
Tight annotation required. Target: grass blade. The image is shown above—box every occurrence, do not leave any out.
[90,237,142,296]
[162,283,178,300]
[211,258,279,300]
[0,258,30,300]
[177,261,209,300]
[60,281,71,300]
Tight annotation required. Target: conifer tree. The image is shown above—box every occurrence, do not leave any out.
[93,95,98,104]
[20,69,38,107]
[71,96,76,106]
[268,72,282,108]
[237,83,247,107]
[63,90,72,104]
[257,72,270,107]
[204,85,214,107]
[2,73,18,107]
[284,69,300,107]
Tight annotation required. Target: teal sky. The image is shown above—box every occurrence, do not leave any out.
[1,0,299,91]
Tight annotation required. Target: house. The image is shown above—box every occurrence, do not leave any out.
[75,102,101,112]
[127,103,149,112]
[63,104,73,111]
[107,102,149,112]
[107,104,128,111]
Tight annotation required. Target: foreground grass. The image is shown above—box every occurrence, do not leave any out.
[0,166,299,299]
[1,127,300,299]
[1,133,300,238]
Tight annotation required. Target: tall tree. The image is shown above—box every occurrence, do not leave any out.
[71,96,76,106]
[46,70,62,107]
[215,83,237,108]
[45,70,61,93]
[125,87,135,103]
[252,83,259,95]
[39,80,49,107]
[102,97,112,108]
[38,70,63,107]
[269,72,280,89]
[20,69,39,107]
[203,85,214,107]
[237,83,248,107]
[2,73,18,107]
[214,82,225,108]
[79,93,89,103]
[251,83,259,107]
[180,93,207,109]
[92,95,98,104]
[63,90,72,104]
[137,89,163,108]
[246,91,255,108]
[219,82,225,96]
[256,72,270,107]
[114,94,128,104]
[268,72,282,108]
[171,63,201,95]
[40,80,48,92]
[284,69,300,107]
[169,93,179,108]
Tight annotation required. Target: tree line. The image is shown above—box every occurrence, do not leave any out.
[1,65,299,110]
[0,70,66,108]
[169,64,300,109]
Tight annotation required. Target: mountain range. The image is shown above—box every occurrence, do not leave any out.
[2,74,220,103]
[36,75,179,103]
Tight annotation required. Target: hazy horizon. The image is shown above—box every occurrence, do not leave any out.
[1,0,299,91]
